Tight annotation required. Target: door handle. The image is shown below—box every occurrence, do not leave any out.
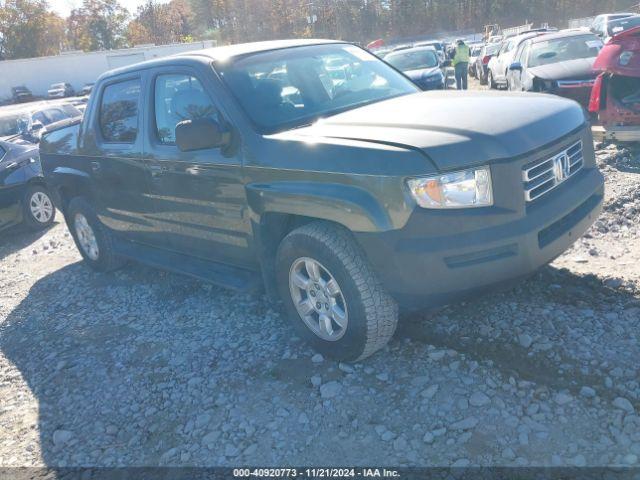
[90,161,101,173]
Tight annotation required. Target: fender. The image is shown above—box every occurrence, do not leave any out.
[246,181,397,233]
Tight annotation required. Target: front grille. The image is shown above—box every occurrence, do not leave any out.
[522,140,584,202]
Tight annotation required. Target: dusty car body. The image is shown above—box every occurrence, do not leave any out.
[590,25,640,141]
[506,31,603,108]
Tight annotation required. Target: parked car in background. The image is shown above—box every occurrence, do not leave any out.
[11,86,33,104]
[601,15,640,43]
[476,43,501,85]
[413,40,446,63]
[41,39,603,361]
[506,31,603,108]
[590,25,640,141]
[0,103,82,143]
[384,46,445,90]
[0,140,55,232]
[488,31,548,89]
[468,44,483,78]
[79,83,95,96]
[48,82,75,99]
[591,12,635,39]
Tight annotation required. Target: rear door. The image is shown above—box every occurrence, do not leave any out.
[84,74,158,244]
[142,65,253,267]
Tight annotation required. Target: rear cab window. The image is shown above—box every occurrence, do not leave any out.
[99,79,141,143]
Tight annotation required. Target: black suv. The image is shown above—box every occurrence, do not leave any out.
[41,40,604,360]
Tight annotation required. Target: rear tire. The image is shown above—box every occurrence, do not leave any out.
[276,222,398,361]
[22,185,55,230]
[479,72,488,86]
[67,197,126,272]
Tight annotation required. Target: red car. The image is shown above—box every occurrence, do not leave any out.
[589,25,640,141]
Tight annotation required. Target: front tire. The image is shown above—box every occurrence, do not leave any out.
[22,185,55,230]
[67,197,125,272]
[276,222,398,361]
[479,69,488,86]
[488,70,496,89]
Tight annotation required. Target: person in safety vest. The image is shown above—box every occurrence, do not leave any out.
[452,39,470,90]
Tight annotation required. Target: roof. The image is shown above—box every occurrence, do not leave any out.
[529,30,599,43]
[385,46,437,57]
[101,39,344,78]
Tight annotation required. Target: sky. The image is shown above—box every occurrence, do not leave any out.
[50,0,170,18]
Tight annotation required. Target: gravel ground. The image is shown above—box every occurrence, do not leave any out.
[1,78,639,468]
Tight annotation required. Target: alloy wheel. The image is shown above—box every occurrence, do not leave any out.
[74,213,100,261]
[289,257,348,341]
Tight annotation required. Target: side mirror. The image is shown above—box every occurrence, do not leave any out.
[31,121,44,132]
[175,118,230,152]
[509,62,523,71]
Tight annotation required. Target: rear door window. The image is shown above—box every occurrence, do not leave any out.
[99,79,141,143]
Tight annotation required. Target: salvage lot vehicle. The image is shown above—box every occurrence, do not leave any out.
[468,44,483,78]
[600,15,640,43]
[487,31,547,89]
[0,103,82,143]
[11,86,33,104]
[41,39,604,361]
[506,31,603,108]
[590,25,640,141]
[476,43,501,85]
[0,140,55,232]
[47,82,75,99]
[384,46,445,90]
[590,12,635,40]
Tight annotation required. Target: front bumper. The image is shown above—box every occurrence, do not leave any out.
[356,132,604,309]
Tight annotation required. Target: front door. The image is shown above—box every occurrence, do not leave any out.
[142,68,253,268]
[0,146,25,231]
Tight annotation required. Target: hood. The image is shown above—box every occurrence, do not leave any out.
[528,58,597,81]
[593,25,640,76]
[280,91,585,170]
[404,66,442,80]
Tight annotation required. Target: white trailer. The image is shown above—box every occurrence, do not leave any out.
[0,41,216,103]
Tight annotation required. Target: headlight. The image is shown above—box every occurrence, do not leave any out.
[407,167,493,209]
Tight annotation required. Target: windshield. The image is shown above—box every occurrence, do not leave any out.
[386,49,439,71]
[0,114,28,137]
[52,83,65,89]
[528,35,603,67]
[608,17,640,36]
[217,43,418,133]
[485,44,501,55]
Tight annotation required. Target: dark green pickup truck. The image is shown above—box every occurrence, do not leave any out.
[41,39,604,361]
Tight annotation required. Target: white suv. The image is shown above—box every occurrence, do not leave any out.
[487,31,548,89]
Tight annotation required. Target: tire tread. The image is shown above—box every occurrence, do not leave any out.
[284,222,398,361]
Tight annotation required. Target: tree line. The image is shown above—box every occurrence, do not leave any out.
[0,0,637,61]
